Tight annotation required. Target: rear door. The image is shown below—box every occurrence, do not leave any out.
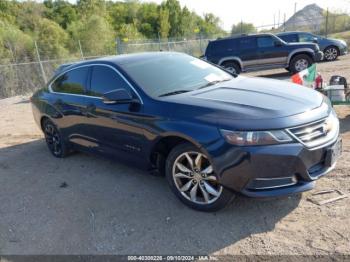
[238,36,259,70]
[49,66,91,146]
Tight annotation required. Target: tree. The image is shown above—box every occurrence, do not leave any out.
[162,0,182,37]
[199,13,225,37]
[44,0,77,29]
[231,22,256,35]
[0,20,34,62]
[158,7,170,38]
[68,15,115,56]
[36,18,69,59]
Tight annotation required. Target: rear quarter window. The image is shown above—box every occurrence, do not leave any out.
[51,67,89,95]
[207,39,238,54]
[239,37,257,49]
[278,34,298,43]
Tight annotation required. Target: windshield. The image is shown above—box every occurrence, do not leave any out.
[120,53,233,97]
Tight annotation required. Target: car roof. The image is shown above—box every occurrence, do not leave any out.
[213,33,277,42]
[59,52,186,73]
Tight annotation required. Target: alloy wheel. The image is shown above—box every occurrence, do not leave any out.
[324,47,338,61]
[294,58,309,72]
[44,123,62,156]
[225,66,237,74]
[172,151,223,205]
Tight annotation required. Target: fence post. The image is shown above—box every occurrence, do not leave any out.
[158,32,162,51]
[116,38,123,54]
[167,39,171,51]
[78,40,85,60]
[199,34,203,54]
[34,41,47,84]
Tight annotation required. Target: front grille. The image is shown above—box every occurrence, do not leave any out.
[287,114,339,149]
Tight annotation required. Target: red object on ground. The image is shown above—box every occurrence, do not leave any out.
[291,74,303,85]
[315,74,323,89]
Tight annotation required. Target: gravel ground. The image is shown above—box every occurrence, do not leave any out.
[0,56,349,256]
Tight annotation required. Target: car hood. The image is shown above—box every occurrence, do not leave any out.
[160,76,327,129]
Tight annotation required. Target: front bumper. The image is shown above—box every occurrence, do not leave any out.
[315,50,324,62]
[339,46,348,56]
[211,138,340,198]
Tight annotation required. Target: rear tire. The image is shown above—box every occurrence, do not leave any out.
[289,54,313,74]
[165,143,235,212]
[324,46,339,61]
[42,119,69,158]
[221,61,241,75]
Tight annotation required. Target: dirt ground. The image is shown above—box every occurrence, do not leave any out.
[0,56,350,256]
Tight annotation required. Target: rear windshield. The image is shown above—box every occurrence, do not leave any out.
[121,53,233,98]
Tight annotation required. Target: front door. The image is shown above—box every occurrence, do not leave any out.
[82,65,147,166]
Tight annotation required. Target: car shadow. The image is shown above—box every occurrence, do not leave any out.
[254,72,291,80]
[0,139,301,255]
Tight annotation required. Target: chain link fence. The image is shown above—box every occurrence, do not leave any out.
[1,10,350,99]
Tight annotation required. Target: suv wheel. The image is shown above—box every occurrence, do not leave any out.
[222,61,241,74]
[324,46,339,61]
[290,54,312,74]
[165,143,235,212]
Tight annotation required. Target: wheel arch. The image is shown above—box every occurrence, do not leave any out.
[218,57,243,70]
[149,133,207,175]
[324,45,340,54]
[287,49,315,64]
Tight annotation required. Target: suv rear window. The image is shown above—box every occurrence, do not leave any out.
[239,37,256,49]
[257,36,274,48]
[208,39,238,53]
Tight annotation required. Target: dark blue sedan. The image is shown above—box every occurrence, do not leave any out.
[31,52,342,211]
[277,31,348,61]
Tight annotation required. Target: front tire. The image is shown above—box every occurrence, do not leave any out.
[165,143,235,212]
[324,46,339,61]
[289,54,313,74]
[221,61,241,75]
[43,119,69,158]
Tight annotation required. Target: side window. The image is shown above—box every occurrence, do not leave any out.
[299,33,314,42]
[239,37,256,49]
[257,36,274,48]
[89,66,130,97]
[280,34,298,43]
[51,67,89,94]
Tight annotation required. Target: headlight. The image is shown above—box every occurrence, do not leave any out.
[220,129,293,146]
[339,40,347,47]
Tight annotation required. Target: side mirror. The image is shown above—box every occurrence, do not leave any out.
[312,37,318,43]
[102,89,135,104]
[274,41,283,47]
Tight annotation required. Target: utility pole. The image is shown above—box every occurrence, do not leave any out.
[240,19,243,34]
[325,8,329,37]
[283,13,286,31]
[278,10,280,28]
[294,2,297,30]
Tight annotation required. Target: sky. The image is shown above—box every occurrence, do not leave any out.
[144,0,350,30]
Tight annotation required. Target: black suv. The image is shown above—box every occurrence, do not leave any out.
[204,33,324,74]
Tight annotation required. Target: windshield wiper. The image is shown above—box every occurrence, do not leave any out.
[159,90,191,97]
[197,79,231,90]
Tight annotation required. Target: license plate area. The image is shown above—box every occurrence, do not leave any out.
[325,139,342,167]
